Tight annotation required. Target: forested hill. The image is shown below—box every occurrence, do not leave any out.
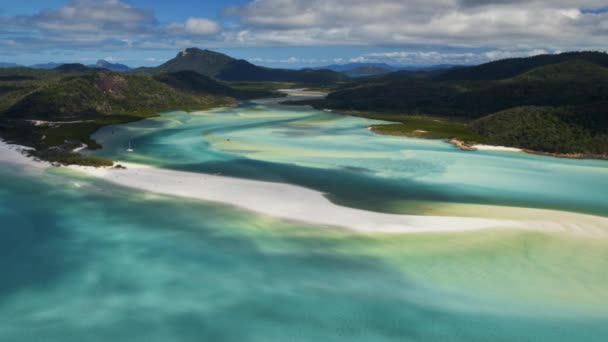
[3,72,235,120]
[0,66,278,165]
[436,51,608,81]
[290,52,608,157]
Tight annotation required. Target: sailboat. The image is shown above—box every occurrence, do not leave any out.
[127,141,134,152]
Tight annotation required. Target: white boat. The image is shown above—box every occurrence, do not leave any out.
[127,141,134,152]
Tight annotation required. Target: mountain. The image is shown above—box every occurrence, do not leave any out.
[141,48,234,77]
[216,60,347,83]
[287,52,608,157]
[312,55,608,117]
[134,48,348,84]
[30,63,63,69]
[0,63,22,68]
[3,72,233,120]
[314,63,461,77]
[344,65,395,77]
[94,59,131,72]
[315,63,398,73]
[153,70,280,99]
[436,51,608,81]
[54,63,107,74]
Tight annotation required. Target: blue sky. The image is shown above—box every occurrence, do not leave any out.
[1,0,607,68]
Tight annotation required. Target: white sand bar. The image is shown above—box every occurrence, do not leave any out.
[472,144,523,152]
[0,140,45,168]
[2,140,606,236]
[278,88,327,97]
[69,162,608,236]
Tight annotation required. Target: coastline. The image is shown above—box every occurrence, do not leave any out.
[448,138,608,160]
[355,115,608,161]
[67,162,608,236]
[2,139,607,236]
[0,140,45,168]
[449,139,523,152]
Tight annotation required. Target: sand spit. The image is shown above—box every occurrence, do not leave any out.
[68,162,608,237]
[1,140,606,236]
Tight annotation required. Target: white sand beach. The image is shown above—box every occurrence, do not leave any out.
[0,140,45,168]
[68,162,608,237]
[278,88,327,97]
[1,140,606,236]
[472,144,523,152]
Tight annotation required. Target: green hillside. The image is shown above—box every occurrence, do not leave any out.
[317,59,608,117]
[291,52,608,158]
[471,106,608,155]
[4,72,233,120]
[216,60,347,84]
[0,68,63,112]
[436,51,608,81]
[153,70,283,99]
[0,70,239,165]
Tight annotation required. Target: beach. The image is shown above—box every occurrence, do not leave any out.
[471,144,523,152]
[2,139,606,236]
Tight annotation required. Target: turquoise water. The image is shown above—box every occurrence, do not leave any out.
[1,100,608,341]
[89,100,608,216]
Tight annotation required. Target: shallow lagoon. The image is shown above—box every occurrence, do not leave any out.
[1,100,608,341]
[90,100,608,216]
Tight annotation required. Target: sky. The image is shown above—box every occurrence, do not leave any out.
[0,0,607,68]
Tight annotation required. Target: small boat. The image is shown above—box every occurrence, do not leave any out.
[127,141,134,152]
[322,109,333,112]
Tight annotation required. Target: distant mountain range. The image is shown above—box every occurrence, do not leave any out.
[30,63,63,69]
[93,60,131,72]
[1,48,348,83]
[0,62,22,68]
[53,63,106,73]
[133,48,347,84]
[2,54,460,79]
[0,60,131,72]
[313,63,461,77]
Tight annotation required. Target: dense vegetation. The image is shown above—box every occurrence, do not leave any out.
[436,51,608,81]
[4,72,235,120]
[291,52,608,157]
[153,71,284,99]
[0,61,276,165]
[0,47,319,166]
[3,48,607,162]
[471,106,608,155]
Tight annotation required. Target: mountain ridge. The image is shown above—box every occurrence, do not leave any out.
[285,51,608,157]
[132,47,348,84]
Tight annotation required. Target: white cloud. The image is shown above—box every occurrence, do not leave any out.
[1,0,607,60]
[0,1,222,51]
[183,18,221,35]
[23,0,156,33]
[350,49,558,65]
[223,0,608,50]
[247,56,329,64]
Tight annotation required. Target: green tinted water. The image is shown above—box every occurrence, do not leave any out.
[1,100,607,341]
[89,101,608,216]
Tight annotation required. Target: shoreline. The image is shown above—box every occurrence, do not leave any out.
[64,163,608,237]
[1,140,607,236]
[448,139,608,160]
[359,117,607,161]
